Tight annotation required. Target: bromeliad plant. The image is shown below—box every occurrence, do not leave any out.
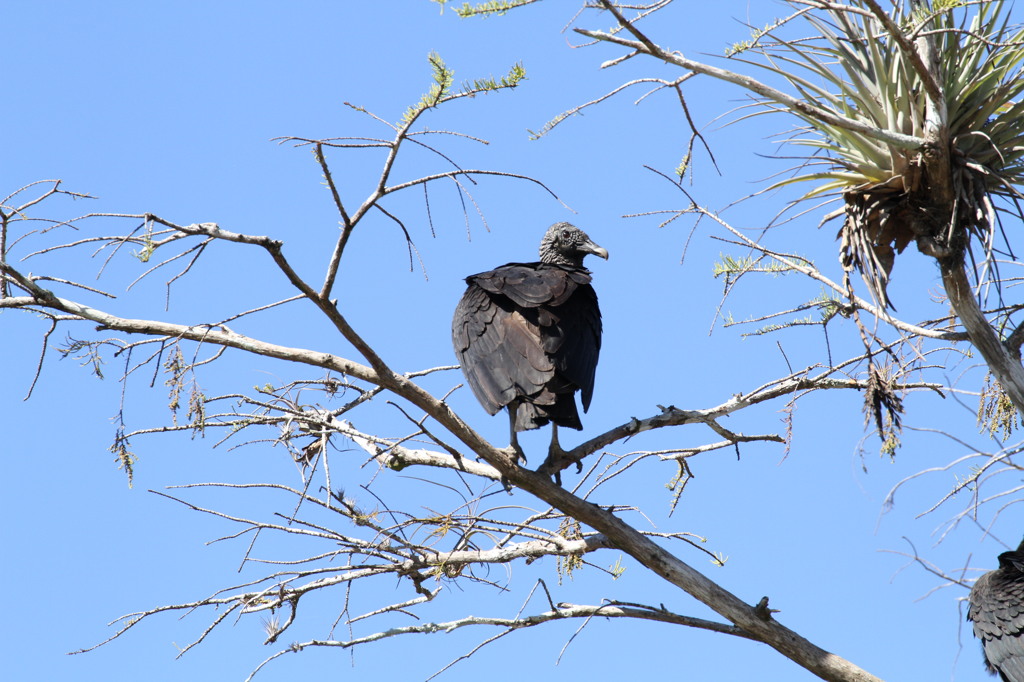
[735,0,1024,307]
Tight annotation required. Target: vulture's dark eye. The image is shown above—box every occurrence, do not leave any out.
[561,229,572,240]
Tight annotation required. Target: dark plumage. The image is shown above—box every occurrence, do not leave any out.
[452,222,608,461]
[970,539,1024,682]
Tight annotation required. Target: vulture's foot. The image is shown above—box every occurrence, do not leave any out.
[502,442,527,465]
[538,440,582,486]
[498,443,526,494]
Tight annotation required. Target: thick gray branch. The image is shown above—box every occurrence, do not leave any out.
[942,261,1024,415]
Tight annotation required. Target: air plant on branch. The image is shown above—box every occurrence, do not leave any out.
[738,0,1024,306]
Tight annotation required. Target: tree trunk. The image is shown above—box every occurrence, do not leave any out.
[941,257,1024,414]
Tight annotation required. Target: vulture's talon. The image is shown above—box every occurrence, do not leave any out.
[503,443,526,466]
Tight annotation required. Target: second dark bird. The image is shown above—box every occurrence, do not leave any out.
[970,539,1024,682]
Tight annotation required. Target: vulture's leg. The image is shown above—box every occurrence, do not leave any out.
[547,425,566,486]
[506,403,526,464]
[548,424,565,459]
[494,404,523,493]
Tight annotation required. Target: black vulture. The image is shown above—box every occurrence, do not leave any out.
[451,222,608,463]
[969,539,1024,682]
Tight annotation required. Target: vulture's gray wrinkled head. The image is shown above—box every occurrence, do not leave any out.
[539,222,609,267]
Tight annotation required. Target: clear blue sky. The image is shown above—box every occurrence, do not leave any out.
[1,2,1015,681]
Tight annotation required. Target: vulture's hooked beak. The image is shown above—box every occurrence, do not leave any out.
[583,240,609,260]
